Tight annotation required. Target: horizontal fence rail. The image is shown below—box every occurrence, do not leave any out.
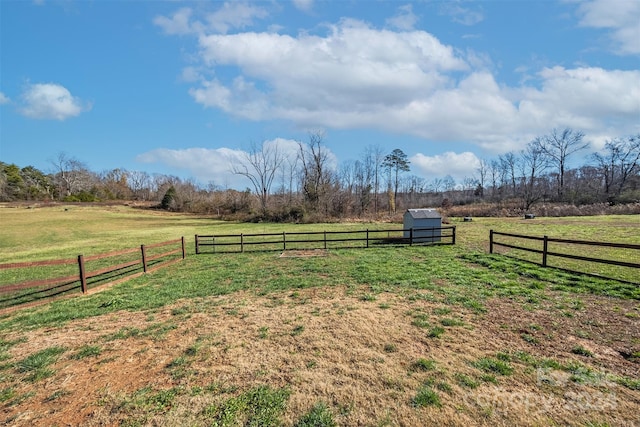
[489,230,640,284]
[0,237,186,312]
[195,226,455,254]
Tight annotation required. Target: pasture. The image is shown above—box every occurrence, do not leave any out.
[0,204,638,426]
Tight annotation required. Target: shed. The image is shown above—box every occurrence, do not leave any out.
[403,209,442,243]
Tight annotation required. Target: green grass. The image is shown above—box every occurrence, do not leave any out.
[412,384,441,408]
[439,317,464,327]
[410,358,437,372]
[454,373,479,389]
[204,385,290,426]
[295,402,337,427]
[571,345,594,357]
[1,236,636,332]
[427,326,445,338]
[71,344,102,360]
[0,209,639,424]
[17,346,66,382]
[471,357,514,376]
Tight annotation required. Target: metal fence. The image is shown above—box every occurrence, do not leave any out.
[195,226,456,254]
[489,230,640,283]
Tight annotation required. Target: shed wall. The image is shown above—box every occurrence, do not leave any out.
[403,211,442,243]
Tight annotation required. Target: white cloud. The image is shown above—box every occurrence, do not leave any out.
[19,83,91,120]
[411,152,481,181]
[137,147,239,186]
[192,19,468,126]
[205,2,268,34]
[136,138,304,187]
[574,0,640,55]
[154,2,268,36]
[515,67,640,139]
[158,10,640,156]
[154,7,197,35]
[292,0,313,13]
[440,3,484,26]
[0,92,10,105]
[386,4,419,31]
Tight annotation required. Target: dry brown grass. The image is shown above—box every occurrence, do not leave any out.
[2,285,638,426]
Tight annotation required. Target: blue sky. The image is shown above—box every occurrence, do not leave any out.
[1,0,639,189]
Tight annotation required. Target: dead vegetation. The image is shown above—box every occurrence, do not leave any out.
[1,285,638,426]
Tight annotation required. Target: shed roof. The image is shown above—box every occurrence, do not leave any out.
[405,209,441,219]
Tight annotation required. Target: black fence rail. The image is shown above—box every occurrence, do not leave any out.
[489,230,640,283]
[195,226,456,254]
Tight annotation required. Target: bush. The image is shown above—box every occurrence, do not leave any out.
[160,186,177,210]
[63,191,98,202]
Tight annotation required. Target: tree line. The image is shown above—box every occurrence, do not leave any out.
[1,129,638,221]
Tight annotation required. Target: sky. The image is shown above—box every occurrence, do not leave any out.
[1,0,639,189]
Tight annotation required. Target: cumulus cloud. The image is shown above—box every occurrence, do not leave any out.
[0,92,10,105]
[136,138,304,187]
[153,7,196,35]
[574,0,640,55]
[386,4,419,31]
[440,3,484,26]
[191,19,467,126]
[155,6,640,155]
[154,2,268,35]
[137,147,239,185]
[411,152,481,182]
[19,83,91,120]
[292,0,313,13]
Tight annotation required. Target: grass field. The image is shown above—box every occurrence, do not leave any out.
[0,204,638,426]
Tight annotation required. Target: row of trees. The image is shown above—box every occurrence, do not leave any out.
[1,129,639,220]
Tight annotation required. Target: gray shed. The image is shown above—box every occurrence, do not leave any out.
[403,209,442,243]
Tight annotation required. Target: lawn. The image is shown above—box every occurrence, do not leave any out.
[0,204,638,426]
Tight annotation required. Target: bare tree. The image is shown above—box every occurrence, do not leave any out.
[100,168,131,200]
[518,141,549,210]
[298,131,334,213]
[475,159,488,198]
[362,145,384,216]
[232,140,285,215]
[489,159,500,198]
[353,159,372,215]
[499,152,518,197]
[127,170,151,201]
[430,177,443,194]
[532,128,588,200]
[592,134,640,199]
[50,152,95,199]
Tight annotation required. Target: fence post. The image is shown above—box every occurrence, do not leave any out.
[78,255,87,294]
[409,228,413,246]
[141,245,148,273]
[240,233,244,253]
[324,231,327,250]
[452,226,456,245]
[366,229,369,248]
[542,235,548,267]
[489,230,494,254]
[283,231,286,251]
[195,234,199,255]
[181,236,186,259]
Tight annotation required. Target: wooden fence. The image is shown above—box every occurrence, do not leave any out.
[195,226,456,254]
[489,230,640,283]
[0,237,186,312]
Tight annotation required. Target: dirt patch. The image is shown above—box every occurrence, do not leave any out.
[1,287,638,426]
[279,249,329,258]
